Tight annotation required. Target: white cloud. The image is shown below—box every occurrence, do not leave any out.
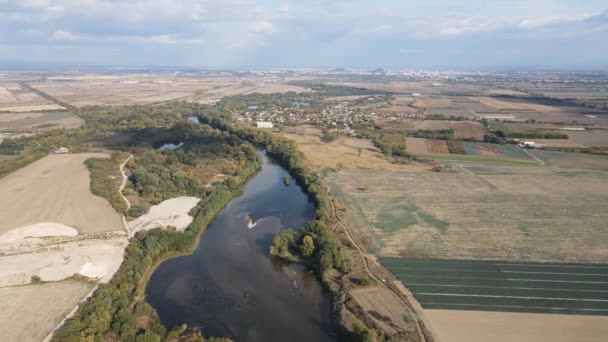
[252,21,278,34]
[50,29,78,41]
[145,34,204,45]
[279,3,289,13]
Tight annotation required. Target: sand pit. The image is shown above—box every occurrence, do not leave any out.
[0,153,123,235]
[0,223,78,243]
[426,309,608,342]
[0,280,95,342]
[0,235,128,286]
[129,196,200,234]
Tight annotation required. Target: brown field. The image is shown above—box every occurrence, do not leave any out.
[426,139,449,154]
[405,137,429,154]
[351,286,418,336]
[0,279,95,342]
[413,97,453,109]
[29,76,311,107]
[567,130,608,148]
[485,89,529,96]
[413,120,451,130]
[534,139,589,149]
[450,121,486,140]
[325,151,608,262]
[426,309,608,342]
[476,97,526,110]
[0,153,123,235]
[282,133,427,172]
[0,111,83,132]
[373,105,419,115]
[0,104,65,112]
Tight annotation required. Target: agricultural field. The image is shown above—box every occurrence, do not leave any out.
[426,310,608,342]
[27,75,311,107]
[0,279,95,342]
[326,149,608,340]
[0,83,59,113]
[282,133,427,172]
[0,153,123,235]
[384,258,608,315]
[405,137,535,163]
[325,151,608,262]
[450,121,486,140]
[0,110,83,132]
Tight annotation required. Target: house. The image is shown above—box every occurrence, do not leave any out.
[55,147,69,154]
[256,121,273,129]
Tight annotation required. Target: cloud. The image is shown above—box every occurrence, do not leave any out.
[1,1,607,68]
[50,29,79,41]
[252,21,278,34]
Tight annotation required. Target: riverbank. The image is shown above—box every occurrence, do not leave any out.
[51,127,262,341]
[198,113,427,341]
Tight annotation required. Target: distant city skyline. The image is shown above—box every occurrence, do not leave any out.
[1,1,607,69]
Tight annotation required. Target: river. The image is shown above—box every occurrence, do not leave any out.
[146,150,336,341]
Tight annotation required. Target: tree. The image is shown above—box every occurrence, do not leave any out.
[336,162,344,170]
[357,147,363,157]
[301,235,315,257]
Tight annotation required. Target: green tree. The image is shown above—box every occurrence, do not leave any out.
[301,235,315,257]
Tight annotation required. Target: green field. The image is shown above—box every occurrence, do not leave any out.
[383,258,608,315]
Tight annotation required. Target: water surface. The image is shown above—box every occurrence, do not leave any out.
[146,151,335,341]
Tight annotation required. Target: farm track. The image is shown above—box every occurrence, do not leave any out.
[119,154,133,235]
[322,181,434,342]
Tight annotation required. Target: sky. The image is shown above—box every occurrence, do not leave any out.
[1,0,607,70]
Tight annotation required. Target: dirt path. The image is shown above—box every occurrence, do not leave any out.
[119,154,133,211]
[322,179,433,342]
[524,149,545,166]
[119,154,133,235]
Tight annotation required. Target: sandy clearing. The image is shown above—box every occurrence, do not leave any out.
[0,280,95,342]
[0,153,123,235]
[0,235,128,286]
[0,104,65,112]
[0,223,78,243]
[0,111,45,122]
[129,196,200,234]
[426,309,608,342]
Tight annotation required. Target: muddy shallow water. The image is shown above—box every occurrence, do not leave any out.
[146,151,335,341]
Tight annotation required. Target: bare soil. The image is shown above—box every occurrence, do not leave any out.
[0,279,94,342]
[0,153,123,235]
[426,309,608,342]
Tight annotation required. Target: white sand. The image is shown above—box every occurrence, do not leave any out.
[0,223,78,243]
[129,196,200,234]
[0,235,128,286]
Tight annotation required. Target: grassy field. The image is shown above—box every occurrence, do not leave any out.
[325,151,608,262]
